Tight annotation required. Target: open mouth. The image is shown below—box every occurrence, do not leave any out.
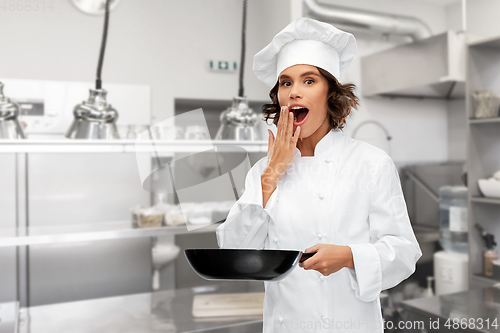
[290,106,309,126]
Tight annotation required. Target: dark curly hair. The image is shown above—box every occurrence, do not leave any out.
[262,67,359,130]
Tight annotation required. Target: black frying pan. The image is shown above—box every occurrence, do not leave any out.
[184,249,316,282]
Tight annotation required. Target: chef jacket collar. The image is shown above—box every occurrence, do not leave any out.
[295,128,344,158]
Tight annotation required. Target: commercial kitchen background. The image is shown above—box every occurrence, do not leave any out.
[1,0,500,332]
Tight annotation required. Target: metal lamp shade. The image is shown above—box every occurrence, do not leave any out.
[66,88,119,139]
[0,82,26,139]
[215,96,262,141]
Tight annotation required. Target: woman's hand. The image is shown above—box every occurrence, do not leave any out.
[298,244,354,276]
[266,106,301,176]
[261,106,300,207]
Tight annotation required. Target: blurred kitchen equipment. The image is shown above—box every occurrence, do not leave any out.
[362,31,466,99]
[0,82,26,139]
[151,236,180,291]
[173,126,184,140]
[117,125,128,139]
[439,186,468,254]
[71,0,121,15]
[215,0,262,141]
[475,223,498,277]
[185,204,212,226]
[472,89,500,118]
[134,206,164,228]
[66,0,120,139]
[185,125,210,140]
[127,124,149,140]
[304,0,431,41]
[433,250,468,295]
[402,162,466,266]
[184,249,313,281]
[423,276,434,297]
[461,163,467,186]
[493,260,500,280]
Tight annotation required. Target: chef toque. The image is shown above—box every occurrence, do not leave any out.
[253,17,357,87]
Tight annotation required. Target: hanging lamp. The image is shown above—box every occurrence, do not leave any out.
[215,0,261,141]
[0,82,26,139]
[66,0,119,139]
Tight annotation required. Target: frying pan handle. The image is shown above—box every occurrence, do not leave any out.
[299,251,316,263]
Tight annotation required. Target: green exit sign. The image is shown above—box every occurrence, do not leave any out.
[209,60,238,72]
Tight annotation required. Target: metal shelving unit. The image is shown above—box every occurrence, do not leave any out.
[466,36,500,289]
[469,117,500,124]
[0,139,266,310]
[0,221,222,248]
[0,140,266,249]
[471,196,500,205]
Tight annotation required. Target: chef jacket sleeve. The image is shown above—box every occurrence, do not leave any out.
[346,155,422,302]
[216,158,278,249]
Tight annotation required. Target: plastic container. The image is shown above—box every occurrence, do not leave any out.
[439,186,469,254]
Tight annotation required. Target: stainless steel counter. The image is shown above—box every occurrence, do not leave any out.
[18,285,263,333]
[401,287,500,333]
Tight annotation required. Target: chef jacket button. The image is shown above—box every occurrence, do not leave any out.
[278,316,284,323]
[319,275,325,281]
[325,158,331,163]
[317,233,323,239]
[318,194,324,200]
[274,237,278,243]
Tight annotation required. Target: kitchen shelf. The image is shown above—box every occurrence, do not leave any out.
[471,274,500,289]
[473,273,500,282]
[466,35,500,290]
[469,117,500,124]
[0,140,268,154]
[469,35,500,49]
[471,196,500,205]
[0,221,222,247]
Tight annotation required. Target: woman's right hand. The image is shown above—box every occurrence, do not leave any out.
[261,106,300,207]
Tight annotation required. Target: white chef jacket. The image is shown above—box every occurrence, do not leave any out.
[216,128,422,333]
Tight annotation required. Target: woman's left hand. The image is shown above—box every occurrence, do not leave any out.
[298,244,354,276]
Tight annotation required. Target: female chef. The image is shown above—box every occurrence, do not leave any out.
[216,17,422,333]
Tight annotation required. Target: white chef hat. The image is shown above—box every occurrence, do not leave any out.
[253,17,357,87]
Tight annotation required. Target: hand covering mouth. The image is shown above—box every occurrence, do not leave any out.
[290,106,309,126]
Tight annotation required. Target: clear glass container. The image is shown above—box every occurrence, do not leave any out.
[439,186,469,254]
